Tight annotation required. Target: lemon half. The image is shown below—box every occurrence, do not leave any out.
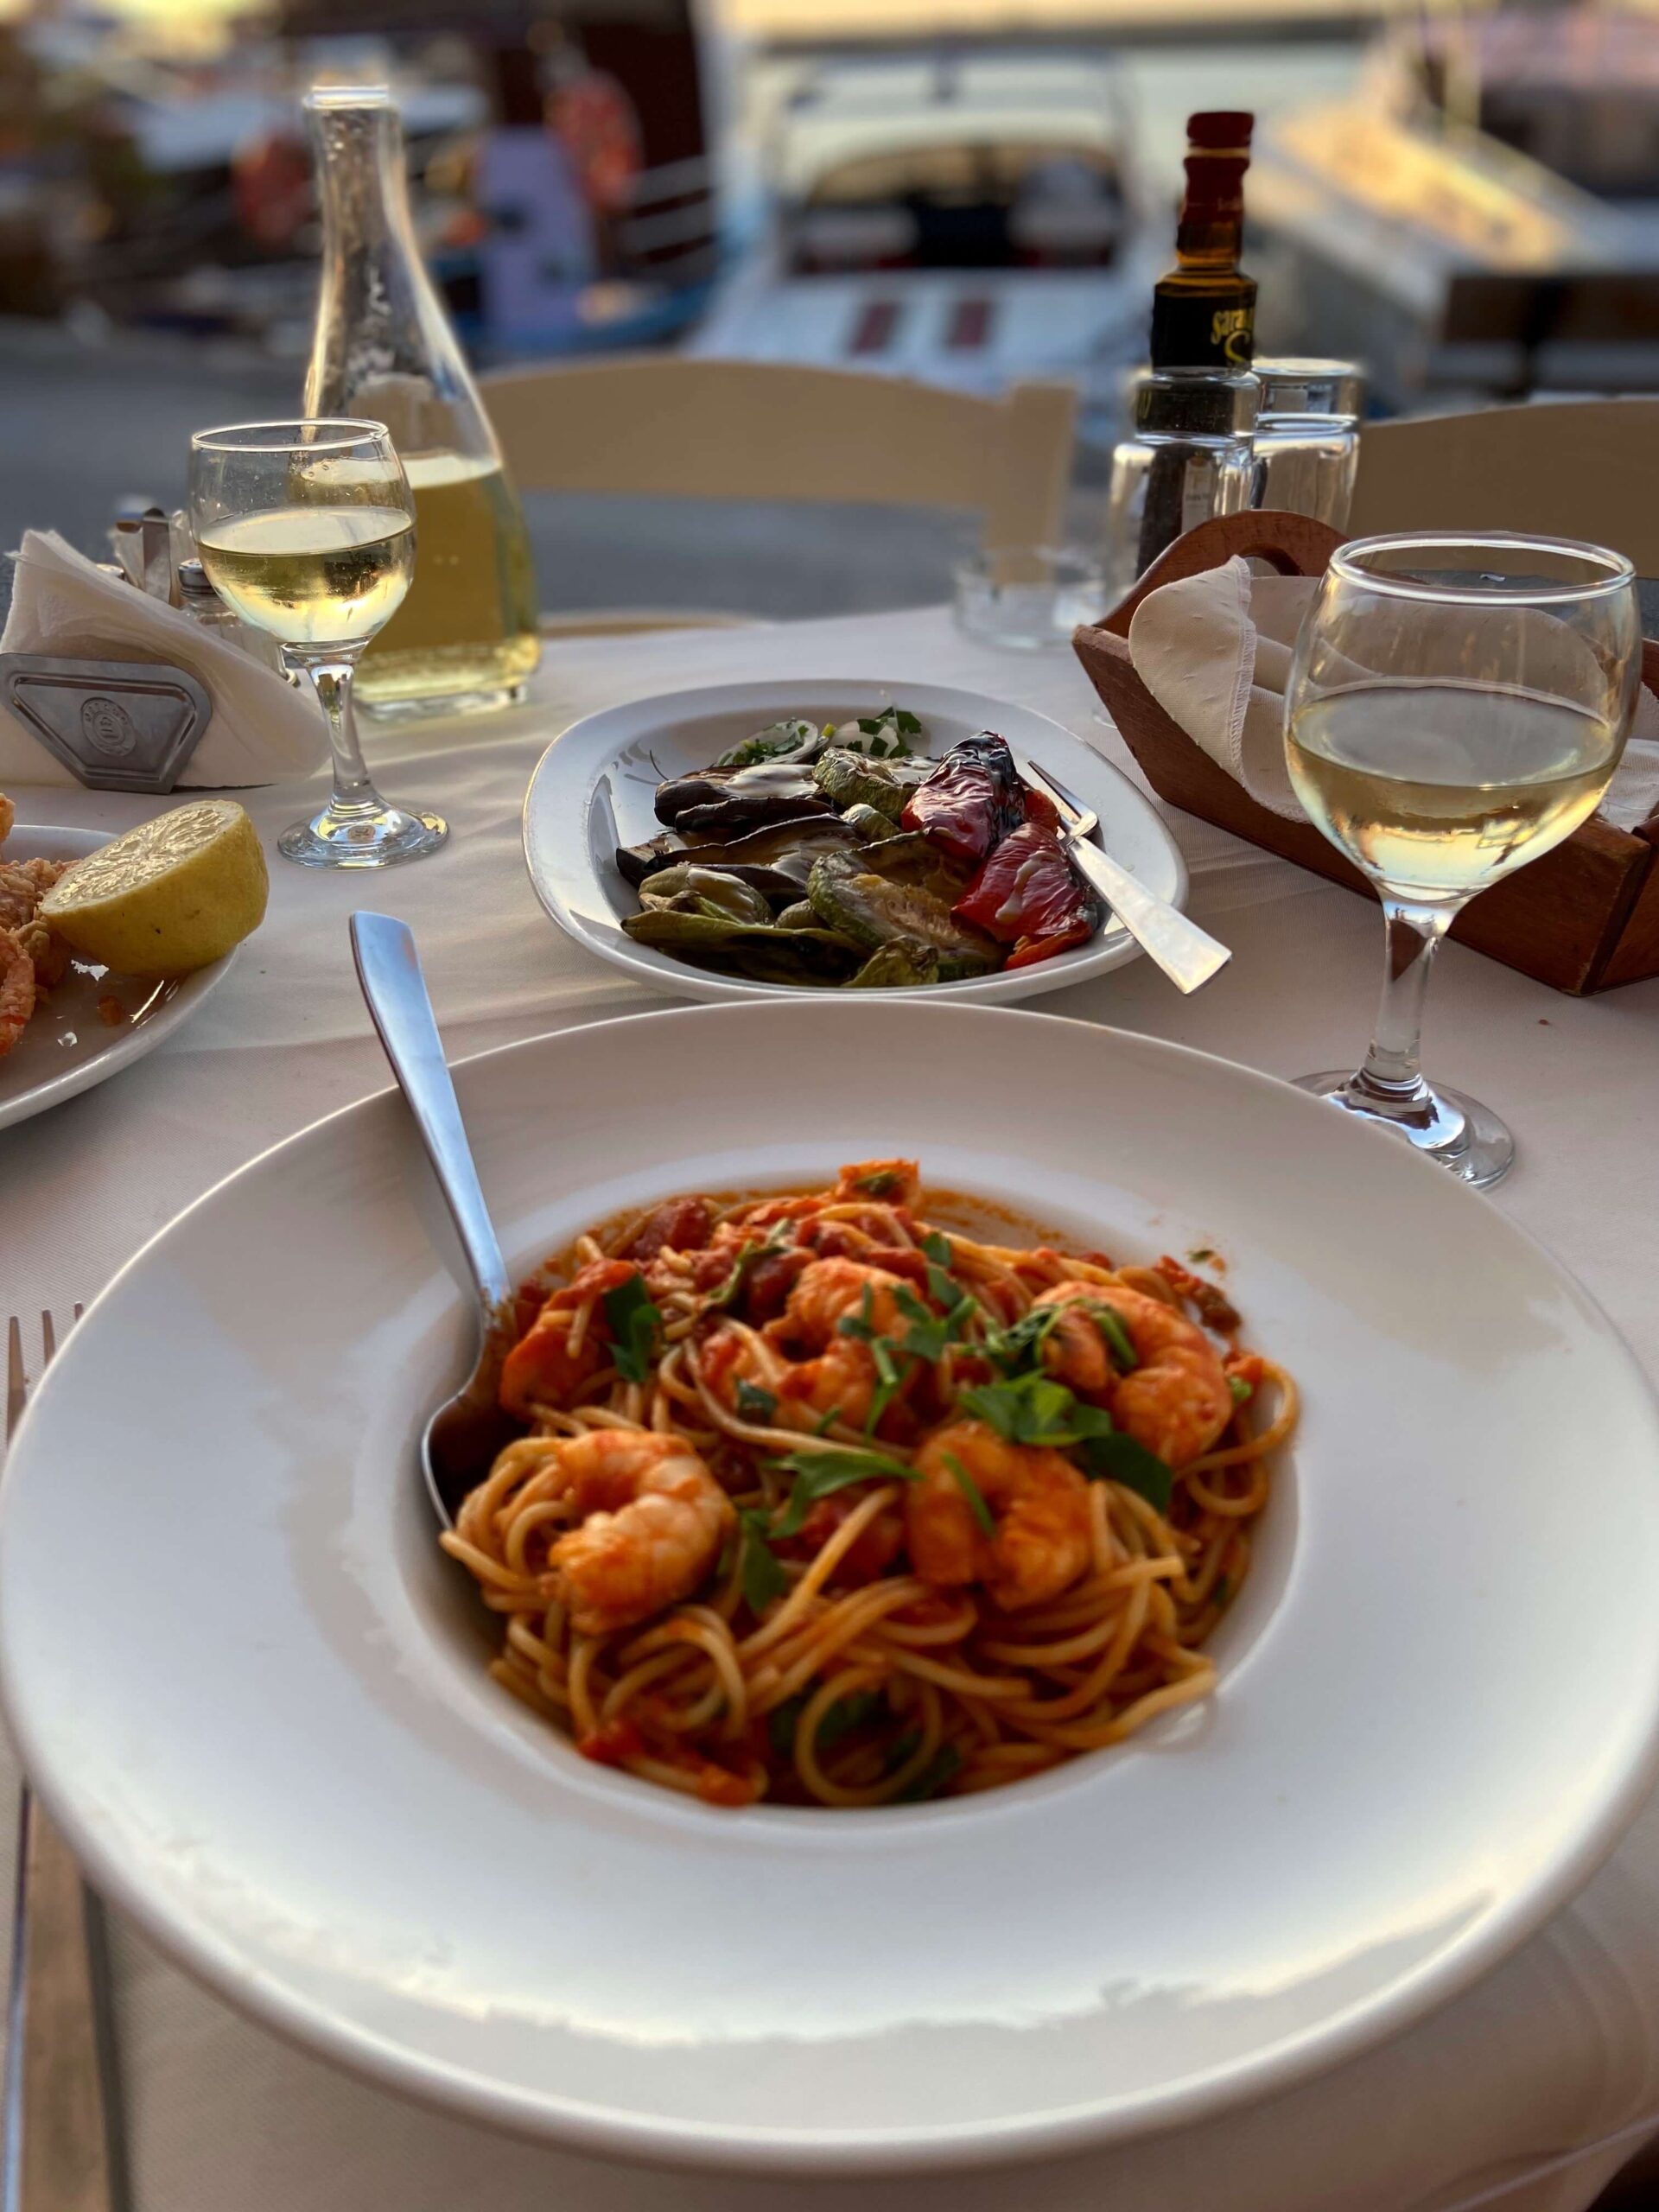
[41,799,268,976]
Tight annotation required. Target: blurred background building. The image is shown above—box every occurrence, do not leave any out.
[5,0,1659,609]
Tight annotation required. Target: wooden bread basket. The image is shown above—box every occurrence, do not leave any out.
[1073,510,1659,995]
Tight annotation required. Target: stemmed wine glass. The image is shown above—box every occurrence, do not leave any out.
[189,420,448,869]
[1285,532,1640,1189]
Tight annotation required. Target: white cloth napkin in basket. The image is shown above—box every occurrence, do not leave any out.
[0,530,325,790]
[1127,555,1659,833]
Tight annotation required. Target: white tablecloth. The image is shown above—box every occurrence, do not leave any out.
[4,606,1659,2212]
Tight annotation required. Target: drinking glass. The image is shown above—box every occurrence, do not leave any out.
[189,419,448,869]
[1285,531,1640,1188]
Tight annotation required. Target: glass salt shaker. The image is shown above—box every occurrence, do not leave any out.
[177,557,286,674]
[1249,359,1363,528]
[1104,368,1258,602]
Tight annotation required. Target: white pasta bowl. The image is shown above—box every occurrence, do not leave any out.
[520,678,1187,1002]
[3,1000,1658,2174]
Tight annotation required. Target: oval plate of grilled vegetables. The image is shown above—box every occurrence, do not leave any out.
[522,680,1188,1002]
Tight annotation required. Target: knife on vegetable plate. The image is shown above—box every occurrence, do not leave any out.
[1020,757,1231,995]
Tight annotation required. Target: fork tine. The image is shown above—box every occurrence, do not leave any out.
[40,1309,55,1366]
[6,1316,23,1447]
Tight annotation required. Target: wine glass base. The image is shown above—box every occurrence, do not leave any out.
[1294,1071,1515,1190]
[277,804,448,871]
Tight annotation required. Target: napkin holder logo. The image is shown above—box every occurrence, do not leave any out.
[0,653,210,792]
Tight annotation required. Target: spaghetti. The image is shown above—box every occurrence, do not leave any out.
[442,1160,1294,1808]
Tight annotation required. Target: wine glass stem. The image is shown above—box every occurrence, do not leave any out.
[1354,896,1459,1103]
[286,649,378,814]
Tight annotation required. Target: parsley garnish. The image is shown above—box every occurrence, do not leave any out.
[836,1283,878,1341]
[770,1446,918,1536]
[1213,1573,1231,1605]
[768,1689,884,1757]
[920,1230,953,1268]
[601,1274,664,1384]
[943,1450,995,1536]
[1229,1374,1253,1405]
[959,1370,1115,1452]
[1084,1303,1140,1374]
[894,1743,963,1802]
[1076,1432,1174,1513]
[736,1509,788,1613]
[734,1377,779,1423]
[865,1335,903,1436]
[982,1302,1066,1376]
[853,1168,904,1197]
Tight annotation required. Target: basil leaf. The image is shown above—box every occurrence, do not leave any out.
[1076,1432,1174,1513]
[943,1450,995,1537]
[734,1377,779,1422]
[893,1743,963,1802]
[737,1509,789,1613]
[602,1274,664,1384]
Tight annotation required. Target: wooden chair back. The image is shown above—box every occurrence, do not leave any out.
[1349,399,1659,573]
[480,356,1077,549]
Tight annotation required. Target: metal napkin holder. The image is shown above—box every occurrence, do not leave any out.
[0,653,212,793]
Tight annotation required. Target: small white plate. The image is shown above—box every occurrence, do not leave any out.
[3,1001,1658,2174]
[0,825,236,1134]
[521,678,1187,1002]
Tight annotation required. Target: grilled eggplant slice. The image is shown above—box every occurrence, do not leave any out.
[622,908,863,986]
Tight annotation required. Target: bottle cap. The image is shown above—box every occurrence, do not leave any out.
[1186,111,1254,149]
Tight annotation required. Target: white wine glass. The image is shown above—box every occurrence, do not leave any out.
[189,419,447,869]
[1285,532,1640,1189]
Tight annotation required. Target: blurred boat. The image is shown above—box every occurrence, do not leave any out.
[1250,8,1659,406]
[692,48,1160,418]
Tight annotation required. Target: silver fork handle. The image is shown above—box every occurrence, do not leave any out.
[4,1792,120,2212]
[349,912,512,1317]
[1065,836,1232,995]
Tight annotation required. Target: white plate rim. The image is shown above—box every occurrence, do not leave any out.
[0,823,237,1133]
[3,1001,1659,2174]
[519,677,1190,1004]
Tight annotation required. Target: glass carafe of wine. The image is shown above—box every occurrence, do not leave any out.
[304,85,540,720]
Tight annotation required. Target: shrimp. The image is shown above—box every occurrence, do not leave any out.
[499,1257,639,1416]
[0,928,35,1059]
[543,1428,734,1637]
[1034,1280,1232,1470]
[0,857,64,937]
[760,1257,907,1427]
[906,1419,1091,1611]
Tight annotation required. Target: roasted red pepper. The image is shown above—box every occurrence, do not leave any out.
[951,822,1104,969]
[900,732,1024,867]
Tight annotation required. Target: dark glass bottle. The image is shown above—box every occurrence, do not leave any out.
[1150,111,1256,369]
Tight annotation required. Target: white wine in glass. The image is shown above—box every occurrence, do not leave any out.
[1284,536,1640,1189]
[194,505,416,648]
[190,421,446,871]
